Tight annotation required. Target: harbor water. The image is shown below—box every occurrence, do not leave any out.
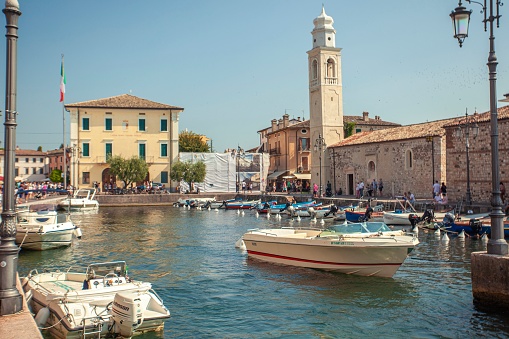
[17,206,509,338]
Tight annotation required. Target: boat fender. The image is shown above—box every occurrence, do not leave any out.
[35,307,50,328]
[74,227,83,239]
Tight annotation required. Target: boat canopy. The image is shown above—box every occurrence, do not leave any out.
[327,222,392,234]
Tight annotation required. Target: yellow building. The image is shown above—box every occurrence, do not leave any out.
[65,94,183,189]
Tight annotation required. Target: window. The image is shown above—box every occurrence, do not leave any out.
[161,171,168,184]
[39,158,43,163]
[302,157,309,171]
[105,143,113,159]
[300,138,310,151]
[82,143,90,157]
[161,119,168,132]
[82,172,90,184]
[327,58,336,78]
[160,143,168,157]
[25,158,28,162]
[39,168,43,174]
[312,60,318,79]
[15,168,18,176]
[82,117,90,131]
[139,143,146,160]
[356,128,362,133]
[138,118,146,131]
[25,168,29,174]
[406,150,413,169]
[15,158,18,162]
[32,168,36,174]
[32,158,36,162]
[105,118,112,131]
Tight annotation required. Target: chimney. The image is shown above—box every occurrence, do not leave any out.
[278,119,283,129]
[362,111,369,121]
[297,117,301,121]
[271,119,277,132]
[283,114,289,127]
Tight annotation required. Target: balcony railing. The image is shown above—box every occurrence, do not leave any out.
[269,148,281,155]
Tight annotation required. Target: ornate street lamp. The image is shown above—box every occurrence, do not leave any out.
[425,135,435,185]
[455,109,479,206]
[329,149,338,196]
[232,146,244,193]
[314,134,326,197]
[0,0,22,315]
[71,144,82,190]
[450,0,507,255]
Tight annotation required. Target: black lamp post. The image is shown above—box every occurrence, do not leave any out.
[233,146,244,193]
[455,109,479,206]
[329,149,338,196]
[450,0,507,255]
[314,134,326,197]
[0,0,22,315]
[71,144,81,190]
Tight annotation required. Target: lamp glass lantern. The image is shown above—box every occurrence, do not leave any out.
[450,2,472,47]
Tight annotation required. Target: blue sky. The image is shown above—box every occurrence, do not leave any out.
[1,1,508,152]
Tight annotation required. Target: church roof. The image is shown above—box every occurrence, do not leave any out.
[330,105,509,147]
[65,94,184,110]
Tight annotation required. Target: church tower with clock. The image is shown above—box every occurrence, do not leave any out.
[307,6,344,194]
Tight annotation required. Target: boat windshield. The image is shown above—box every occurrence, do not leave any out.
[327,222,392,234]
[86,261,127,278]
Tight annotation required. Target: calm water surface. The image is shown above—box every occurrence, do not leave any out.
[17,206,509,338]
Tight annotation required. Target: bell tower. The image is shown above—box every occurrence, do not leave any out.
[307,6,344,194]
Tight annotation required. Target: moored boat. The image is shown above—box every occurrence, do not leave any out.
[239,221,419,278]
[225,199,261,210]
[22,261,170,339]
[58,188,99,211]
[16,203,81,250]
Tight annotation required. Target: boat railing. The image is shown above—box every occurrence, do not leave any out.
[81,313,111,338]
[149,288,167,307]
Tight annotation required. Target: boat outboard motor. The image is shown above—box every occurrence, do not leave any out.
[324,205,339,217]
[359,207,373,222]
[469,219,482,235]
[421,210,434,224]
[287,205,295,217]
[443,213,455,226]
[111,292,144,337]
[408,213,420,228]
[280,202,291,212]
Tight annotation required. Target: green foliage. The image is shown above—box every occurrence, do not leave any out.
[37,146,42,151]
[170,160,206,190]
[49,169,62,183]
[344,122,356,138]
[179,130,210,152]
[107,155,149,188]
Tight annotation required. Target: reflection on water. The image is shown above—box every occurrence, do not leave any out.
[16,206,509,338]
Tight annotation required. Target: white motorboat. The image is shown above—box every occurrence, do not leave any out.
[16,204,81,251]
[239,221,419,278]
[22,261,170,339]
[382,210,421,225]
[58,188,99,211]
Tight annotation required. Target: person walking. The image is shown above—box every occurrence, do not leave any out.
[313,183,318,198]
[378,179,384,197]
[433,180,440,198]
[372,179,378,197]
[441,182,447,197]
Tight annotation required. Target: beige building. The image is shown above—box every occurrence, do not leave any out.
[65,94,183,189]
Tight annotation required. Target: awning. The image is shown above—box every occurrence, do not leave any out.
[293,173,311,180]
[267,170,288,180]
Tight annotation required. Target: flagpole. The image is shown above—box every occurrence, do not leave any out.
[61,54,66,189]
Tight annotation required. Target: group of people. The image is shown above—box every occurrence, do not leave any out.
[15,181,65,203]
[432,180,448,207]
[356,179,384,199]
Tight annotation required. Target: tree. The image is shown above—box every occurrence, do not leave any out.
[49,169,62,183]
[107,155,149,188]
[179,130,210,152]
[37,146,42,151]
[344,122,356,138]
[170,160,206,192]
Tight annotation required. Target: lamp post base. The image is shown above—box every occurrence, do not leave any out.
[0,243,22,315]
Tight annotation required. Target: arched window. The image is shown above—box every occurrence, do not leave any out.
[367,161,376,180]
[312,60,318,80]
[406,150,413,169]
[327,58,335,78]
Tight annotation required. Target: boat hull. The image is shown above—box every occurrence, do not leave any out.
[16,227,75,250]
[242,230,416,278]
[383,211,420,225]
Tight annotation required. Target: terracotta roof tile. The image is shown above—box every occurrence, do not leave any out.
[343,115,400,126]
[65,94,184,110]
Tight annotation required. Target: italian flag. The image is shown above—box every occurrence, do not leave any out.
[60,59,66,102]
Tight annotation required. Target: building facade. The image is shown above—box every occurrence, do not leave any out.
[0,148,47,182]
[65,94,183,189]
